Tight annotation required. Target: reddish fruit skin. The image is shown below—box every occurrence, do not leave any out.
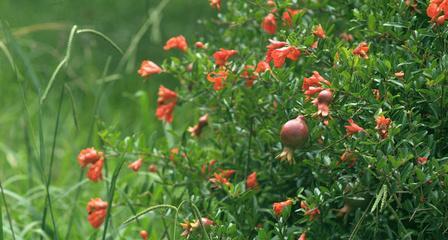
[317,89,333,104]
[280,115,309,149]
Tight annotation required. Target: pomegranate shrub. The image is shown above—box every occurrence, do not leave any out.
[33,0,448,239]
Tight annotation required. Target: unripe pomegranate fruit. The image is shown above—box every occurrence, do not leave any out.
[316,89,333,104]
[312,89,333,117]
[276,115,309,163]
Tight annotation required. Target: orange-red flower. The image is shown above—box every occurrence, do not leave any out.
[262,13,277,34]
[241,65,257,87]
[345,119,364,135]
[207,70,228,90]
[313,24,326,38]
[188,114,209,137]
[140,230,148,240]
[269,46,301,68]
[299,232,307,240]
[305,208,320,221]
[375,115,391,139]
[128,159,143,172]
[427,2,440,20]
[353,42,369,59]
[302,71,331,99]
[208,169,235,186]
[213,48,238,66]
[209,172,231,187]
[87,198,108,229]
[300,201,320,221]
[220,169,236,178]
[137,60,162,77]
[163,35,188,52]
[426,0,448,24]
[87,158,104,182]
[209,0,221,10]
[156,85,177,123]
[270,47,289,67]
[181,218,214,238]
[78,148,105,182]
[78,148,103,167]
[246,172,258,189]
[417,157,428,165]
[273,199,293,216]
[286,47,301,61]
[255,60,271,73]
[282,8,301,27]
[265,39,287,62]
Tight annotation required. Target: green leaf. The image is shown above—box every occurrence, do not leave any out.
[368,14,376,32]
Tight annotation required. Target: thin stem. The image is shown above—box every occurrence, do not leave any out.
[41,85,65,240]
[0,180,16,240]
[40,25,77,104]
[101,145,130,240]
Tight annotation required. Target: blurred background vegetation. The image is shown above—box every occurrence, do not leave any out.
[0,0,212,176]
[0,0,212,238]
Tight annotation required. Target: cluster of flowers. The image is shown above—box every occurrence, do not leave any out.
[77,146,156,236]
[271,199,320,239]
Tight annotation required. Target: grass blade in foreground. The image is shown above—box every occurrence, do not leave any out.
[0,180,15,240]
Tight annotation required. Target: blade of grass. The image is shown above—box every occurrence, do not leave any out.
[40,25,77,104]
[41,26,123,104]
[120,204,178,227]
[0,180,16,240]
[117,187,141,226]
[37,106,48,239]
[101,146,130,240]
[1,20,41,93]
[1,21,40,203]
[349,198,374,240]
[12,22,68,37]
[64,84,79,132]
[76,29,123,55]
[40,85,65,240]
[24,121,35,189]
[0,184,2,240]
[63,170,85,240]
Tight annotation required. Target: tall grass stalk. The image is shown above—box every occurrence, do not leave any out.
[40,25,77,104]
[0,180,16,240]
[40,85,66,240]
[101,146,130,240]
